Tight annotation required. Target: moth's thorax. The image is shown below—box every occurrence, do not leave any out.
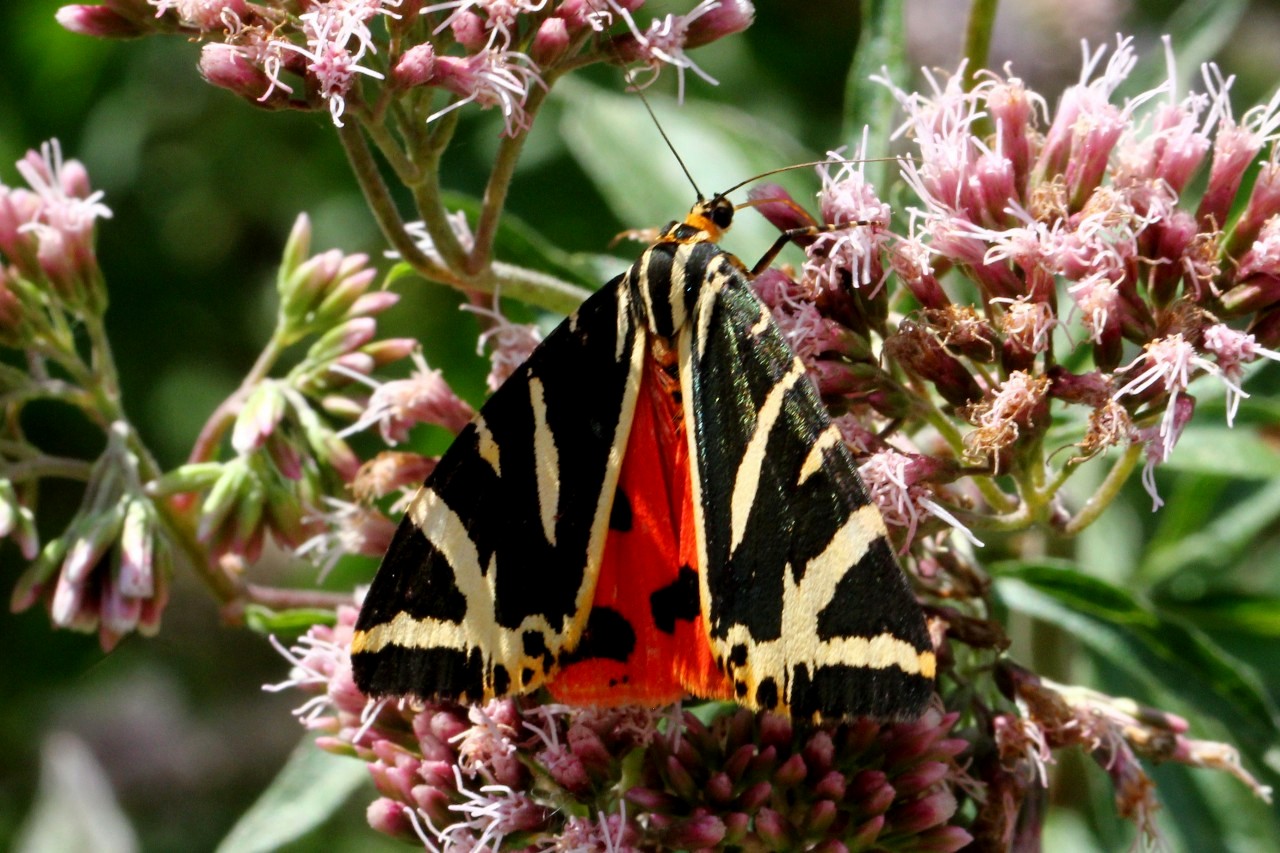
[628,237,732,340]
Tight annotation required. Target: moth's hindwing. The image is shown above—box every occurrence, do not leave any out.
[680,251,936,720]
[351,276,645,703]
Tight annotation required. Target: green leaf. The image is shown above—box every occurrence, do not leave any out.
[215,738,370,853]
[1157,425,1280,479]
[1126,0,1250,97]
[1140,477,1280,583]
[846,0,906,191]
[557,77,811,262]
[994,561,1280,766]
[1160,593,1280,638]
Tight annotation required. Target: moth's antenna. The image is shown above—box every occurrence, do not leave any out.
[716,157,905,203]
[628,69,705,201]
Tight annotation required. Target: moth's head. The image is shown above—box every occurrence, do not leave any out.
[684,194,736,242]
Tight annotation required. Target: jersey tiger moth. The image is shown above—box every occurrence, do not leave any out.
[350,190,936,721]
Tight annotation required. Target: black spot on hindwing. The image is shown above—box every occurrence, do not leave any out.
[558,607,636,666]
[610,488,633,531]
[649,565,699,633]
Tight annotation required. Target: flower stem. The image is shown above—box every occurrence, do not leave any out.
[962,0,999,90]
[338,119,451,277]
[1062,441,1143,535]
[467,83,552,276]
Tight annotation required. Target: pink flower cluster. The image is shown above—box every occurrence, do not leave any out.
[273,606,973,851]
[751,37,1280,539]
[58,1,754,134]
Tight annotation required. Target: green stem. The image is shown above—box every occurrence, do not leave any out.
[409,110,470,272]
[337,119,453,278]
[961,0,999,90]
[1062,441,1143,536]
[362,115,421,186]
[1,455,94,482]
[156,497,244,604]
[467,82,553,276]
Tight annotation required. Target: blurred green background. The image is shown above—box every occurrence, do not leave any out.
[3,1,1280,850]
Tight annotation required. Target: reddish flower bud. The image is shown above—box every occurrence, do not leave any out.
[56,4,149,38]
[1198,123,1263,230]
[531,17,570,66]
[392,43,436,89]
[884,320,984,407]
[889,788,959,834]
[451,10,487,51]
[754,807,792,848]
[738,780,772,811]
[663,754,699,800]
[685,0,754,48]
[1229,152,1280,255]
[774,753,808,787]
[664,813,726,848]
[626,786,677,812]
[848,814,886,847]
[200,43,288,108]
[813,770,846,800]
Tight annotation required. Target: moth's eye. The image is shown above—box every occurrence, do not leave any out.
[711,200,734,230]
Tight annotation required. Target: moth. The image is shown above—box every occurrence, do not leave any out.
[351,188,936,720]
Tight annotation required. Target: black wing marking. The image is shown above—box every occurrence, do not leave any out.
[680,253,935,720]
[352,276,645,703]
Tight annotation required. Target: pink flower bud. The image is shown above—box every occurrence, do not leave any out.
[1198,123,1263,229]
[200,43,287,108]
[56,4,149,38]
[748,183,819,241]
[365,798,417,841]
[231,381,287,454]
[1229,153,1280,255]
[392,42,436,89]
[685,0,755,48]
[531,17,570,66]
[451,10,486,51]
[986,78,1036,190]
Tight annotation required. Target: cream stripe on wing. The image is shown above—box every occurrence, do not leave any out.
[529,375,559,547]
[797,424,842,487]
[475,416,501,476]
[729,357,806,554]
